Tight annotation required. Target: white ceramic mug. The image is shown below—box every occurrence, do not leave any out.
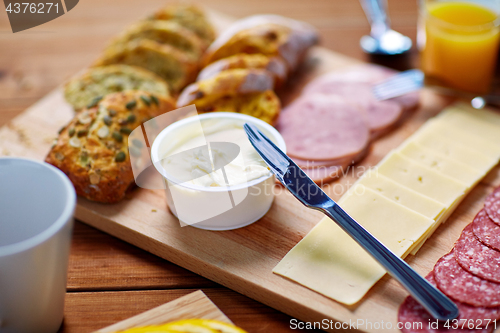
[0,157,76,333]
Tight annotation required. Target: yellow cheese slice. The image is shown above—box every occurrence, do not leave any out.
[454,102,500,126]
[356,169,446,220]
[414,118,500,157]
[437,105,500,142]
[409,197,466,255]
[273,185,434,305]
[398,142,483,185]
[412,133,497,172]
[376,152,468,206]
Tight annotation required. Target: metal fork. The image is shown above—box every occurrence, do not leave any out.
[373,69,500,108]
[372,69,424,100]
[244,122,459,322]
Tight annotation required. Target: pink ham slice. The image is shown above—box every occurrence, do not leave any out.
[277,93,370,162]
[305,64,420,111]
[291,144,371,168]
[304,80,403,139]
[303,65,420,139]
[302,164,345,184]
[304,64,395,87]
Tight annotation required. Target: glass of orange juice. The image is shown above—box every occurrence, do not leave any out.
[418,0,500,95]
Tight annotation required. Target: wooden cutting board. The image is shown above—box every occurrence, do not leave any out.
[94,290,231,333]
[1,9,500,333]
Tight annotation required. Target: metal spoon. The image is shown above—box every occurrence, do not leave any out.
[360,0,412,55]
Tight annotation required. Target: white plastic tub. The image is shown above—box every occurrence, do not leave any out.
[151,112,286,230]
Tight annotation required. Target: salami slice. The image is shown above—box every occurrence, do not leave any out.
[399,296,496,333]
[473,209,500,251]
[484,187,500,224]
[398,274,498,333]
[455,224,500,283]
[277,93,370,162]
[303,80,403,139]
[434,251,500,307]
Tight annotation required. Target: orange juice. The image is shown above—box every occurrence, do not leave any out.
[420,1,500,94]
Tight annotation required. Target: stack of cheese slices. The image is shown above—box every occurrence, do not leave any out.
[273,103,500,305]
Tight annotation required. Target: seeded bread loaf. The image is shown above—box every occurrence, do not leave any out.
[64,65,170,111]
[196,53,288,87]
[108,20,207,59]
[93,39,198,94]
[150,4,215,45]
[203,15,318,70]
[46,91,175,203]
[177,68,275,107]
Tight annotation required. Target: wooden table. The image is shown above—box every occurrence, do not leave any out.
[0,0,419,331]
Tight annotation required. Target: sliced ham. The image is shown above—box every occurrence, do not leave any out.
[277,93,370,163]
[291,144,370,168]
[303,80,403,139]
[302,164,345,184]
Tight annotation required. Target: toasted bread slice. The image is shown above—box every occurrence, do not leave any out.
[177,68,275,107]
[64,65,169,111]
[46,91,175,203]
[195,90,280,124]
[109,20,207,59]
[150,4,215,45]
[197,53,288,87]
[94,39,198,93]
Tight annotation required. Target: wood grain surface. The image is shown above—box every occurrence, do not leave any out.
[94,290,232,332]
[2,1,491,333]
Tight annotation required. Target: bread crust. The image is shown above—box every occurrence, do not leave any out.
[64,65,170,111]
[46,91,175,203]
[196,53,288,88]
[203,15,318,70]
[177,68,275,108]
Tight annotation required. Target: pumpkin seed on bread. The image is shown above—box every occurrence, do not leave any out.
[94,39,198,94]
[46,91,175,203]
[150,4,215,45]
[196,53,288,88]
[64,65,169,111]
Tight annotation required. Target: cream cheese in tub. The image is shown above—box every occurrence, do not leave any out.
[151,113,286,230]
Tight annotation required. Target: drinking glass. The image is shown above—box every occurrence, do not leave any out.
[418,0,500,94]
